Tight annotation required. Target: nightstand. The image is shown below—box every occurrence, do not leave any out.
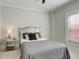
[6,39,16,50]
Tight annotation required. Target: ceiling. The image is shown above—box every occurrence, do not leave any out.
[0,0,71,12]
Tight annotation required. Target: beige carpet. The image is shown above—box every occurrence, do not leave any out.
[0,47,78,59]
[0,48,20,59]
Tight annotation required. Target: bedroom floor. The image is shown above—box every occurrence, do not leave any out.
[0,48,78,59]
[0,48,20,59]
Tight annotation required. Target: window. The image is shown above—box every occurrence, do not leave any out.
[67,13,79,44]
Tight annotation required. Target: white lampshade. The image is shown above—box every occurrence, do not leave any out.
[6,27,15,38]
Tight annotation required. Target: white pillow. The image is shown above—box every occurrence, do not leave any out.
[25,34,29,40]
[36,34,40,39]
[37,38,47,41]
[21,38,47,43]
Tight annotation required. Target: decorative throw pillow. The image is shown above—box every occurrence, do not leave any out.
[28,33,37,40]
[22,33,26,39]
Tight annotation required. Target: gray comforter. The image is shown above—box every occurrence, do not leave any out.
[20,40,70,59]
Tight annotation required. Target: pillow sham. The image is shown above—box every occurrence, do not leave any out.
[35,32,41,39]
[21,38,47,43]
[22,33,29,39]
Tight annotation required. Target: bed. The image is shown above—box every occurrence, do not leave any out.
[19,26,70,59]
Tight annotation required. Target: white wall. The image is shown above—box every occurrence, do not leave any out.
[0,5,2,50]
[50,0,79,59]
[49,12,55,41]
[1,6,49,40]
[0,5,2,40]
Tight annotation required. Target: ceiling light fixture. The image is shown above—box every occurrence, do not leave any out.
[36,0,45,4]
[42,0,45,4]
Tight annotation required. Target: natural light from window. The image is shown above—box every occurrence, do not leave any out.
[68,13,79,43]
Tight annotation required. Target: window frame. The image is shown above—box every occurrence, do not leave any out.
[66,9,79,47]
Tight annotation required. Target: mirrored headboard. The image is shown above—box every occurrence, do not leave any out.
[18,26,41,44]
